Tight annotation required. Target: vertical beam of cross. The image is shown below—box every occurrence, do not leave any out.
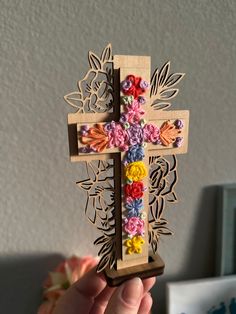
[114,55,151,269]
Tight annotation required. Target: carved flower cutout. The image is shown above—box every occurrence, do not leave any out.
[148,155,177,253]
[64,44,113,113]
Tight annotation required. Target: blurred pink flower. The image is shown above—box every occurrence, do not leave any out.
[38,255,97,314]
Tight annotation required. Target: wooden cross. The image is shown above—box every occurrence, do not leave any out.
[65,46,189,284]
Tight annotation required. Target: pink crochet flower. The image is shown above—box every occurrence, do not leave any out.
[143,123,160,143]
[125,100,145,123]
[124,216,145,236]
[106,122,128,148]
[38,256,97,314]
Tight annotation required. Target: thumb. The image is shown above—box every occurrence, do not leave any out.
[105,277,143,314]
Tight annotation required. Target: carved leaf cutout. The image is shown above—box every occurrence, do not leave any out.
[64,92,83,111]
[152,240,158,254]
[97,255,110,272]
[98,242,111,256]
[150,68,158,96]
[158,61,170,86]
[77,178,94,191]
[95,233,116,272]
[166,191,178,203]
[165,73,185,88]
[150,61,185,110]
[101,43,112,63]
[151,102,171,111]
[84,196,96,224]
[159,88,179,100]
[88,51,102,70]
[156,227,173,235]
[94,235,106,245]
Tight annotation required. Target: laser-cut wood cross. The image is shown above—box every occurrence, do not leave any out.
[65,45,189,285]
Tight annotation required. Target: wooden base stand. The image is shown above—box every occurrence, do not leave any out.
[104,254,165,287]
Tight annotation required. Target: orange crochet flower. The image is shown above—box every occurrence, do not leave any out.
[81,124,109,152]
[160,120,181,146]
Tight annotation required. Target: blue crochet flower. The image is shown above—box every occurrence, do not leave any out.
[125,145,145,163]
[126,199,144,217]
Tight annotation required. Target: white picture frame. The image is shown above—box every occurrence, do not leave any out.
[216,184,236,276]
[167,275,236,314]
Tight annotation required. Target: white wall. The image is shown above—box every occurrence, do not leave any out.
[1,1,236,312]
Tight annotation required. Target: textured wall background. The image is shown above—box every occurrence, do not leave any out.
[1,1,236,313]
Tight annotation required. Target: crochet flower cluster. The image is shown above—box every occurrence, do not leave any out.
[79,118,184,153]
[120,75,149,255]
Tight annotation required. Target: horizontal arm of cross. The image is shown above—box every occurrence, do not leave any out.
[70,109,189,163]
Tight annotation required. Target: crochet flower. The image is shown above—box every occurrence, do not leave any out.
[105,121,128,149]
[139,79,149,90]
[121,95,134,105]
[124,216,145,236]
[140,212,147,220]
[124,145,144,163]
[121,75,148,99]
[174,136,184,147]
[174,119,184,129]
[81,124,109,152]
[124,181,144,199]
[143,123,160,143]
[80,124,90,136]
[137,96,146,105]
[124,235,145,254]
[126,123,144,146]
[79,147,95,153]
[125,100,145,123]
[160,120,181,146]
[125,161,147,182]
[119,113,128,124]
[126,199,144,217]
[121,79,132,91]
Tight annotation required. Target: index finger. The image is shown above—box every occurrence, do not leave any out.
[53,267,107,314]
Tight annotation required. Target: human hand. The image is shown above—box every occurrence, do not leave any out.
[53,267,156,314]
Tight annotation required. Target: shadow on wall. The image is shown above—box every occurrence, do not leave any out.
[183,185,218,278]
[0,186,218,314]
[152,185,218,313]
[0,253,64,314]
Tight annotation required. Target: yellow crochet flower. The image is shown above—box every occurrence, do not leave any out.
[125,161,147,182]
[124,235,145,255]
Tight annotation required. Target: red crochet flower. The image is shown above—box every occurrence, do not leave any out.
[121,75,147,99]
[124,181,144,199]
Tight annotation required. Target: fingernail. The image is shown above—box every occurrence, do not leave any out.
[121,277,143,306]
